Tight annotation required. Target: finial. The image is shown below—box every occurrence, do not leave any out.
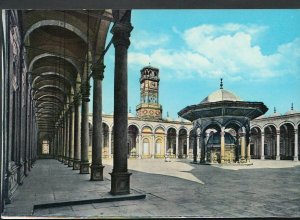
[149,62,151,66]
[274,107,276,113]
[167,112,169,117]
[129,106,131,113]
[220,78,223,89]
[291,103,293,110]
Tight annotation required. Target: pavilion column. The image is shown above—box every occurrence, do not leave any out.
[64,113,69,165]
[68,106,74,167]
[108,130,112,159]
[175,134,179,158]
[73,95,81,170]
[59,125,63,162]
[276,130,280,160]
[240,128,246,163]
[193,134,198,163]
[294,129,298,161]
[80,80,91,174]
[261,132,265,160]
[220,127,225,164]
[186,135,190,158]
[90,62,105,181]
[110,18,133,195]
[247,142,251,162]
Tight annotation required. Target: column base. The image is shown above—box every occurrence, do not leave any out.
[276,155,280,160]
[110,172,132,195]
[73,160,81,170]
[293,156,298,162]
[90,164,105,181]
[68,159,73,167]
[64,158,69,165]
[260,156,265,160]
[80,162,90,174]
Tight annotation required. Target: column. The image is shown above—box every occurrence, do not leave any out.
[247,142,251,162]
[261,132,265,160]
[175,134,179,158]
[110,16,133,195]
[108,130,112,159]
[294,129,298,161]
[193,135,197,163]
[186,135,189,159]
[68,106,74,167]
[220,127,225,163]
[64,113,69,165]
[73,95,81,170]
[276,130,280,160]
[152,135,155,159]
[240,128,246,163]
[90,62,105,180]
[80,80,90,174]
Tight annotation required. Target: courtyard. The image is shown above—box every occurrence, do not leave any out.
[3,158,300,218]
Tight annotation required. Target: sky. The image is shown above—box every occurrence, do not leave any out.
[90,10,300,119]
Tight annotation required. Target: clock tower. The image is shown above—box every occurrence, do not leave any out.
[136,65,162,120]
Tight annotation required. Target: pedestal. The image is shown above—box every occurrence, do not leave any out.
[80,162,90,174]
[260,155,265,160]
[276,155,280,160]
[293,156,298,162]
[64,158,69,165]
[90,165,105,181]
[73,159,81,170]
[68,159,73,167]
[110,172,132,195]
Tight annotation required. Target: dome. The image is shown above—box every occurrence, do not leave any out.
[285,104,299,115]
[200,89,242,104]
[128,112,135,117]
[207,132,236,146]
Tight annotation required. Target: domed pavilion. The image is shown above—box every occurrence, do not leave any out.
[178,79,268,164]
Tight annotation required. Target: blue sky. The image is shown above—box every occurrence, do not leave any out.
[90,10,300,119]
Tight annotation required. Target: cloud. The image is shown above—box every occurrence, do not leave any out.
[129,23,300,81]
[131,30,170,50]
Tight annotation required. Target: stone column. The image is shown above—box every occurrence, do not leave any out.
[110,18,133,195]
[175,134,179,158]
[138,134,142,159]
[64,113,69,165]
[261,132,265,160]
[294,129,298,161]
[193,135,197,163]
[276,130,280,160]
[80,80,90,174]
[186,135,190,158]
[68,106,74,167]
[152,135,155,159]
[240,129,246,163]
[62,117,66,163]
[108,130,112,159]
[73,95,81,170]
[90,63,105,181]
[220,127,225,164]
[247,142,251,162]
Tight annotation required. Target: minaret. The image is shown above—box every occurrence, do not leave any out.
[136,65,162,120]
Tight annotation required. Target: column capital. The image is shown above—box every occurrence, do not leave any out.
[111,22,133,48]
[81,82,91,102]
[91,62,105,80]
[261,132,265,136]
[276,130,280,135]
[294,129,298,134]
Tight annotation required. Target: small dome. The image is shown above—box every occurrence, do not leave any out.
[285,109,299,115]
[207,132,236,146]
[200,89,242,104]
[128,112,135,117]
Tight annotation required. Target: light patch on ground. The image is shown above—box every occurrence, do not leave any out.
[103,159,204,185]
[212,159,300,170]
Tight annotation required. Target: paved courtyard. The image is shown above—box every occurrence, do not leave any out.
[2,158,300,218]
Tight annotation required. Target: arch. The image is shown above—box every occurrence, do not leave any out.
[263,123,278,131]
[32,72,75,89]
[141,125,153,134]
[178,126,188,133]
[250,124,262,130]
[166,126,177,134]
[202,123,222,134]
[29,53,80,74]
[224,120,243,130]
[128,122,141,133]
[24,20,91,50]
[279,121,295,129]
[153,124,166,133]
[154,126,165,135]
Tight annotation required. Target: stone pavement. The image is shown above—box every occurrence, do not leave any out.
[2,158,300,218]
